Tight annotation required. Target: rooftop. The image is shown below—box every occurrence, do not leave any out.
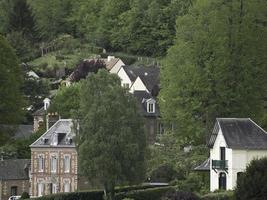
[0,159,30,180]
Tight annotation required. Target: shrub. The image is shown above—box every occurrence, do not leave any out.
[115,186,175,200]
[149,165,178,182]
[20,191,30,199]
[201,191,234,200]
[161,190,200,200]
[235,157,267,200]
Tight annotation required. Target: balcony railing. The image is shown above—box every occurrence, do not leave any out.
[212,160,228,170]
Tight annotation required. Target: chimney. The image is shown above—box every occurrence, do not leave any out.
[43,98,51,111]
[107,56,115,62]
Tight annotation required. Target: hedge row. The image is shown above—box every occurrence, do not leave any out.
[201,191,235,200]
[115,186,175,200]
[115,184,169,193]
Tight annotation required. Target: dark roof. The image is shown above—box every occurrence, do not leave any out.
[208,118,267,149]
[13,125,33,139]
[0,159,30,180]
[33,107,45,116]
[123,66,160,91]
[133,91,160,117]
[30,119,75,148]
[194,158,210,171]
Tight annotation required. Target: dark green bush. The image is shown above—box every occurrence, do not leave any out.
[115,184,169,193]
[21,191,30,199]
[161,190,200,200]
[115,186,175,200]
[202,191,234,200]
[150,164,178,182]
[235,157,267,200]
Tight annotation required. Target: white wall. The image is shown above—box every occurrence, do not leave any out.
[109,60,125,74]
[129,77,148,93]
[231,149,267,189]
[117,67,132,88]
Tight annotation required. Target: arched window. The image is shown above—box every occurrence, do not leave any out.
[219,172,227,190]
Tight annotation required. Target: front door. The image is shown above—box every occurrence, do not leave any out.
[219,172,227,190]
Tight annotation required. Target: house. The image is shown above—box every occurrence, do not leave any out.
[30,119,77,196]
[203,118,267,191]
[105,56,125,74]
[133,91,162,143]
[0,159,30,200]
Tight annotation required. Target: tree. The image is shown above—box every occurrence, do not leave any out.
[0,35,24,145]
[160,0,267,144]
[78,70,146,200]
[235,157,267,200]
[49,83,80,118]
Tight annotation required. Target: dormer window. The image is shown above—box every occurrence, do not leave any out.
[146,99,156,113]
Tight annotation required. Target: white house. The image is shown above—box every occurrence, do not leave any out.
[206,118,267,191]
[117,66,135,89]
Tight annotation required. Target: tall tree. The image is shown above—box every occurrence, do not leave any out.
[0,35,24,144]
[78,70,146,200]
[160,0,267,143]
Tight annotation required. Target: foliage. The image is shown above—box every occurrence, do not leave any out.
[115,186,175,200]
[49,83,80,118]
[0,35,24,145]
[78,70,146,200]
[160,0,267,143]
[161,190,200,200]
[149,164,178,183]
[21,191,30,199]
[24,190,104,200]
[202,191,234,200]
[70,59,106,82]
[235,157,267,200]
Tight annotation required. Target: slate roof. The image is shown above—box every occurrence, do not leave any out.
[0,159,30,180]
[133,91,160,117]
[33,107,45,116]
[13,125,33,139]
[30,119,75,148]
[194,158,210,171]
[208,118,267,149]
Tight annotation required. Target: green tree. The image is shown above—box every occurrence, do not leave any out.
[160,0,267,143]
[235,157,267,200]
[0,35,24,145]
[78,70,146,200]
[49,83,80,118]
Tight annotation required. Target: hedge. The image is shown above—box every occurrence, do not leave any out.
[25,190,103,200]
[115,184,169,193]
[115,186,175,200]
[201,191,235,200]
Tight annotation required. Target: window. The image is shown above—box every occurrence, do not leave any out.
[11,186,17,196]
[51,155,57,173]
[219,172,227,190]
[147,102,155,113]
[64,155,71,173]
[237,172,244,184]
[37,183,44,197]
[220,147,226,160]
[64,180,71,192]
[51,183,57,194]
[38,155,44,172]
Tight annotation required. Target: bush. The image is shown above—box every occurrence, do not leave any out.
[235,157,267,200]
[21,192,30,199]
[149,164,178,182]
[201,191,234,200]
[25,190,104,200]
[116,184,169,194]
[161,190,200,200]
[115,186,175,200]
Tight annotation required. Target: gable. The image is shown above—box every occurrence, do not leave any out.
[130,76,148,93]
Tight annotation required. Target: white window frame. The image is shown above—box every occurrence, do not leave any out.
[50,155,57,173]
[64,155,71,173]
[63,179,71,193]
[37,182,44,197]
[52,183,57,194]
[123,83,130,88]
[147,102,155,113]
[38,154,44,172]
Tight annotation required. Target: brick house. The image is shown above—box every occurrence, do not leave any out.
[30,119,78,197]
[0,159,30,200]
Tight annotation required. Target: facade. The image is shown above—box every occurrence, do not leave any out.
[30,119,78,197]
[0,159,30,200]
[207,118,267,191]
